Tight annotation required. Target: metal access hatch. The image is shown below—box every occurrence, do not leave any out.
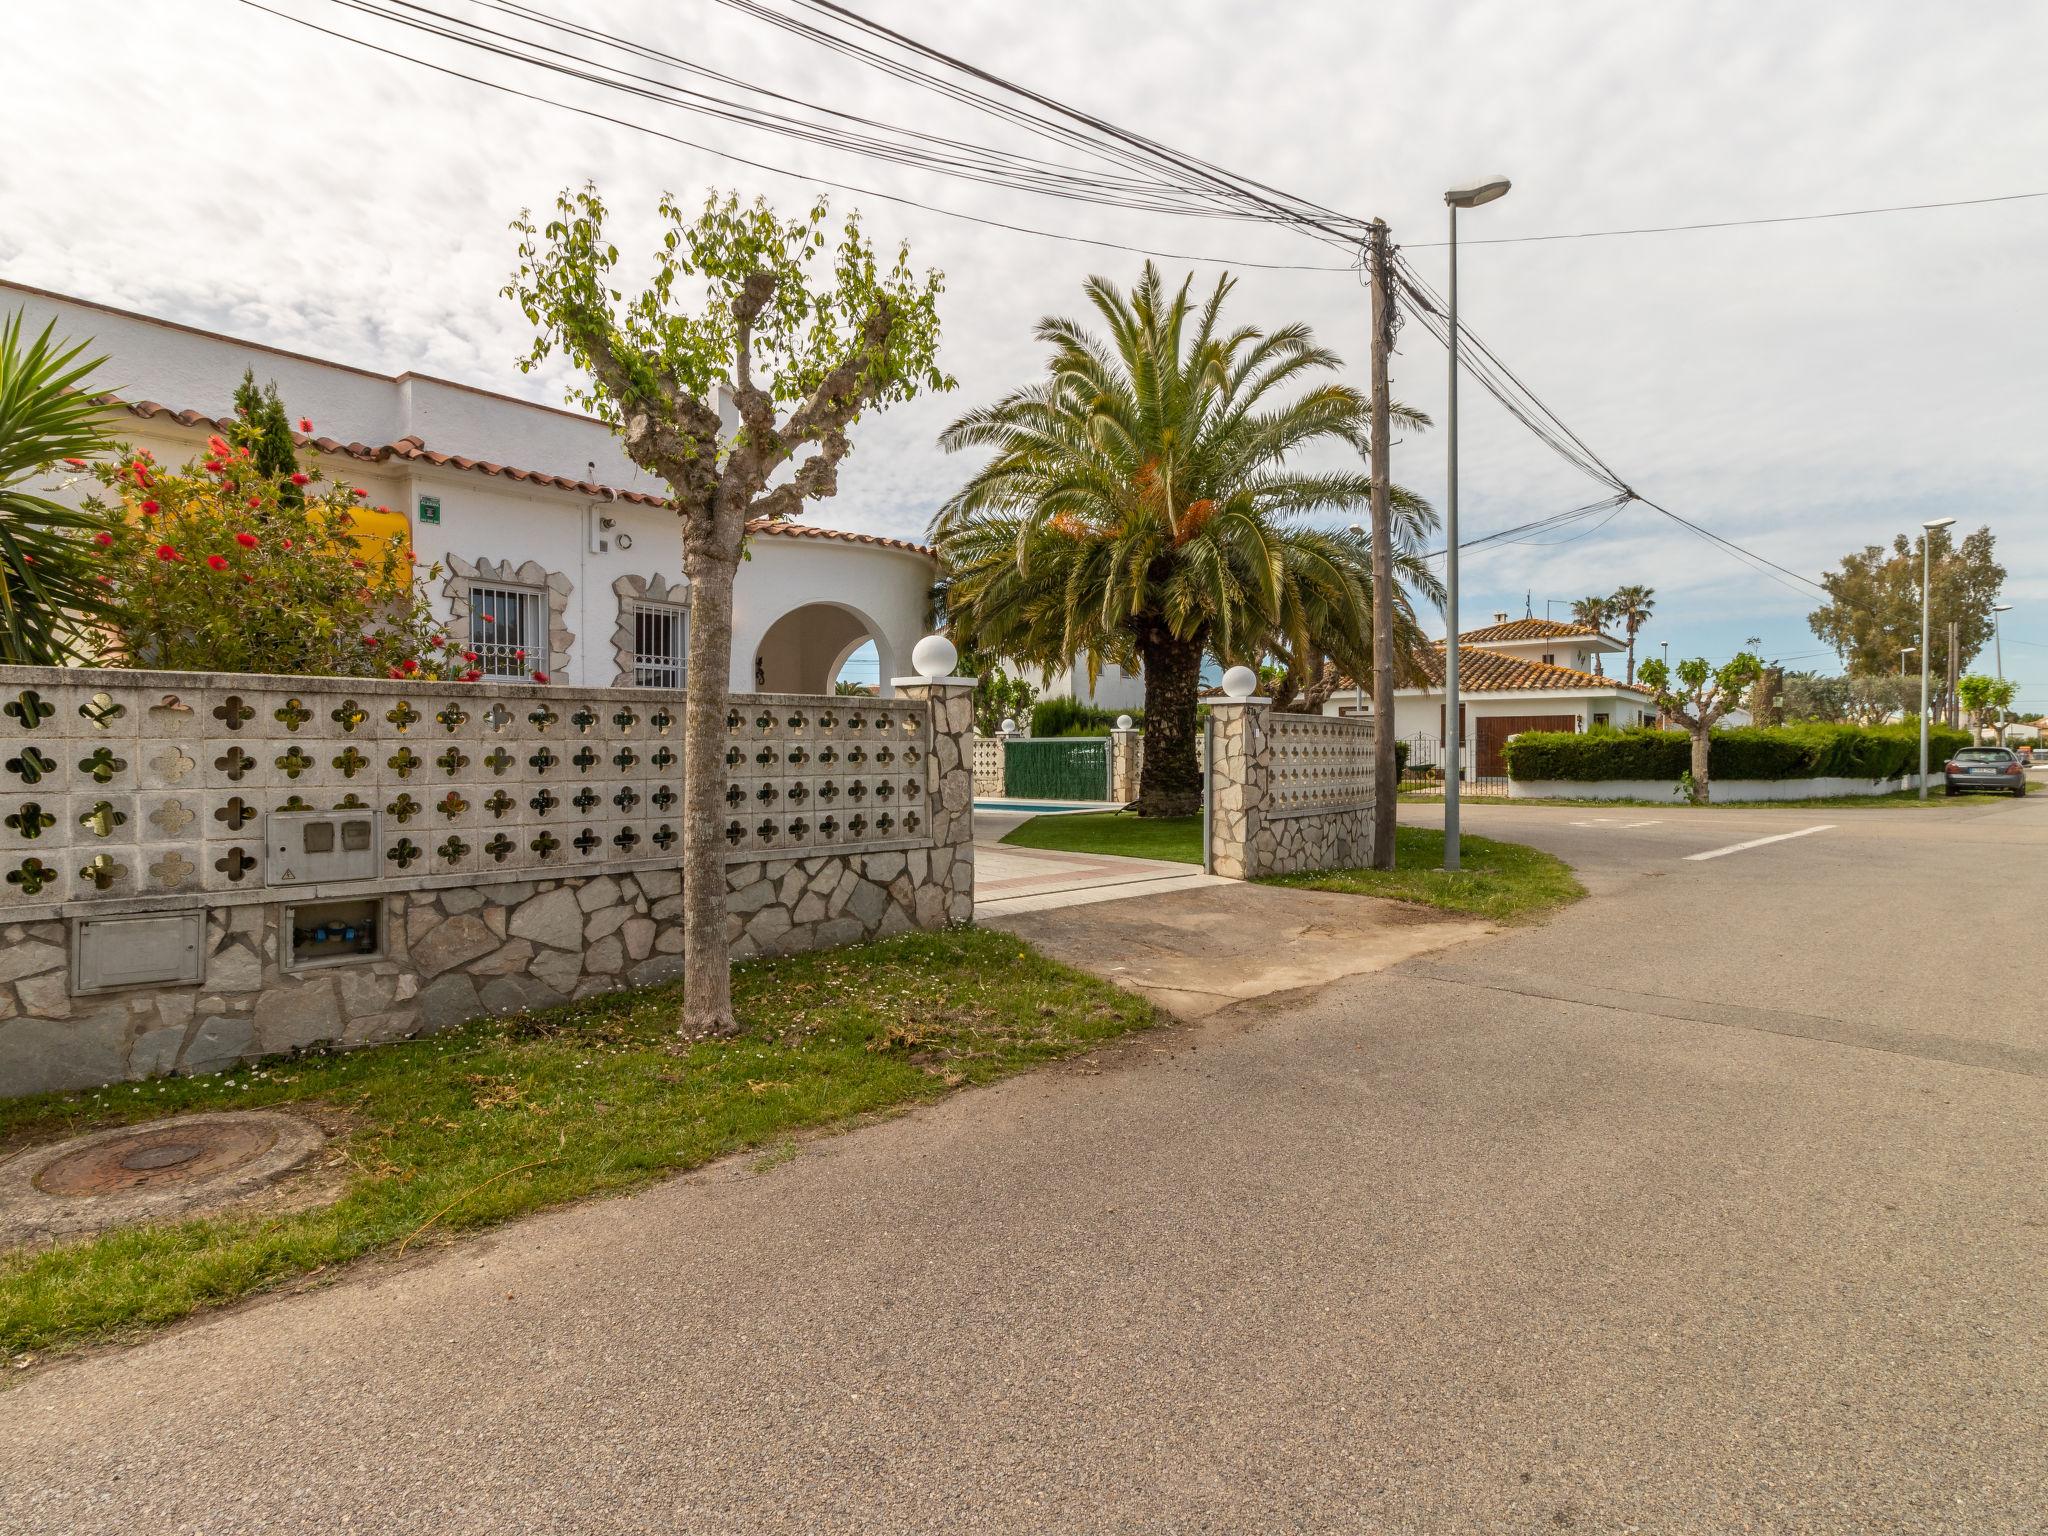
[267,809,381,885]
[71,911,207,994]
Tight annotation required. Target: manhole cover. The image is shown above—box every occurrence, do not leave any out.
[0,1111,327,1248]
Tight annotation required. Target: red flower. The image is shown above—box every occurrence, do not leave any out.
[350,558,365,570]
[289,472,309,486]
[361,634,380,647]
[93,531,114,547]
[530,669,550,684]
[478,613,494,624]
[399,658,418,674]
[203,459,222,473]
[387,667,404,680]
[205,554,229,572]
[281,539,294,550]
[207,435,230,456]
[462,650,477,663]
[513,648,526,660]
[350,488,367,499]
[235,531,259,549]
[298,418,312,434]
[240,574,255,585]
[139,498,159,515]
[430,634,446,647]
[155,545,182,563]
[246,495,260,508]
[62,457,87,469]
[130,462,150,487]
[461,669,482,683]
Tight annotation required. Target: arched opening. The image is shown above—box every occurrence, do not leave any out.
[752,602,892,695]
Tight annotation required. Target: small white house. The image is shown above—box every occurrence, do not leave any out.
[5,280,935,694]
[1328,617,1659,778]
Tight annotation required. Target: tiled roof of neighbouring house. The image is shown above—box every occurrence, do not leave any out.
[1457,616,1619,645]
[107,398,937,559]
[1413,644,1656,695]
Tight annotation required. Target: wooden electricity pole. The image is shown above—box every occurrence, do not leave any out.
[1366,220,1398,870]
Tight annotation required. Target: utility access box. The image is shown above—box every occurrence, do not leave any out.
[267,809,380,885]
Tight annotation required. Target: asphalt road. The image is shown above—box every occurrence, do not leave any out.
[4,796,2044,1534]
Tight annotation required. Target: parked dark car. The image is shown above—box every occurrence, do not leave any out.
[1944,746,2028,796]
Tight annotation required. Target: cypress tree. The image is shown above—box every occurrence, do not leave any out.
[230,369,303,507]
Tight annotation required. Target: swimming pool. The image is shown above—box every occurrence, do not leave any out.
[972,800,1106,814]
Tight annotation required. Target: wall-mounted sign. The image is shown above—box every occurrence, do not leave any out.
[417,495,442,525]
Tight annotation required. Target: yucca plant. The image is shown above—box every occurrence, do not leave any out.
[932,263,1440,815]
[0,310,122,663]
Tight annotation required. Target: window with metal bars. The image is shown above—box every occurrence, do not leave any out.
[631,602,687,689]
[468,584,548,679]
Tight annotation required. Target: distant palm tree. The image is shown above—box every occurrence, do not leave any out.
[0,311,122,663]
[1608,584,1657,684]
[933,262,1441,815]
[1568,595,1611,672]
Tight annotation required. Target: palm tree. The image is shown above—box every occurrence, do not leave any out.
[1568,595,1611,673]
[933,263,1440,816]
[0,311,121,663]
[1608,583,1657,684]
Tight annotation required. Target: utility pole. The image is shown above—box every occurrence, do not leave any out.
[1947,619,1959,728]
[1365,219,1397,870]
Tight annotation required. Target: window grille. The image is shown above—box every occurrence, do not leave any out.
[468,584,548,679]
[631,602,687,689]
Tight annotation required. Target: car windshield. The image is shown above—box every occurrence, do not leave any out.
[1955,749,2011,762]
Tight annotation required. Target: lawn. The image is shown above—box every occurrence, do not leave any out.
[0,929,1154,1360]
[999,813,1584,924]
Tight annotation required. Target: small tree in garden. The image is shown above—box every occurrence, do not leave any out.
[81,438,471,680]
[229,369,304,507]
[506,186,947,1037]
[1956,673,2016,743]
[1638,652,1762,803]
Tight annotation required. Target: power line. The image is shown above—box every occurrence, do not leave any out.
[1405,190,2048,248]
[235,0,1359,272]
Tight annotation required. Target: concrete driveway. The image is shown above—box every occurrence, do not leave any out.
[3,799,2043,1533]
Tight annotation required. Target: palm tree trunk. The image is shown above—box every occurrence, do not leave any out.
[1136,626,1204,818]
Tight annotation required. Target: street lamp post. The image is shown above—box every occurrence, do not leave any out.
[1920,516,1956,798]
[1993,601,2013,744]
[1441,175,1512,871]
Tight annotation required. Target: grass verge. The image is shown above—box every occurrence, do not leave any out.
[999,812,1583,924]
[0,929,1153,1361]
[1403,787,2029,810]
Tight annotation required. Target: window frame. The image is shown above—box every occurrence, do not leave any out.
[467,582,549,680]
[628,599,688,690]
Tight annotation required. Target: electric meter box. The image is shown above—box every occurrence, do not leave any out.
[71,911,207,994]
[267,809,381,885]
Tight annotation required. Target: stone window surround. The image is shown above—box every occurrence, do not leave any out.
[443,554,573,678]
[611,572,688,688]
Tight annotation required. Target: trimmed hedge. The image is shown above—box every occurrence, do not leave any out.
[1502,723,1972,783]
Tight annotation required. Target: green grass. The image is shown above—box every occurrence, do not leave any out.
[998,812,1583,924]
[0,929,1154,1360]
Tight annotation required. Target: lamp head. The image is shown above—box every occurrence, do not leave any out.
[1994,603,2012,613]
[1445,177,1512,209]
[1922,516,1957,532]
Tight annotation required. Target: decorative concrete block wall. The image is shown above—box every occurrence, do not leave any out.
[1207,702,1374,879]
[0,665,973,1096]
[971,734,1004,798]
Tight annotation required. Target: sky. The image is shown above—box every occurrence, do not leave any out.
[7,1,2046,706]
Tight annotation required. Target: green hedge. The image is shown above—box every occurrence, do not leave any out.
[1502,723,1972,783]
[1029,697,1141,738]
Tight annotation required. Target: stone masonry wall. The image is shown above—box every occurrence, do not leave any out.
[0,667,973,1096]
[1207,701,1374,880]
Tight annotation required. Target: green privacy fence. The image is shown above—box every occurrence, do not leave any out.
[1004,737,1110,801]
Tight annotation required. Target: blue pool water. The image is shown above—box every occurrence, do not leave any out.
[973,800,1104,814]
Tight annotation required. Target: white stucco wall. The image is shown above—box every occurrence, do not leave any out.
[1033,661,1146,712]
[5,280,934,694]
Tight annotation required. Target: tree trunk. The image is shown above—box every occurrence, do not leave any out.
[680,535,740,1036]
[1136,626,1204,818]
[1626,637,1637,686]
[1688,727,1710,804]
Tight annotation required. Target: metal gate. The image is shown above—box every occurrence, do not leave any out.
[1004,738,1110,801]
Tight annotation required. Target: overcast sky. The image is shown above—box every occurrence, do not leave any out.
[8,1,2046,704]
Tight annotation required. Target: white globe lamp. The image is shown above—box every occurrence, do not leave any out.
[1115,714,1133,731]
[1221,665,1258,699]
[911,633,958,680]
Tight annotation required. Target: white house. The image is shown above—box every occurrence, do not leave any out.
[4,280,935,694]
[1328,616,1659,778]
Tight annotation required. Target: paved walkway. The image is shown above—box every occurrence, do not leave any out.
[4,801,2043,1532]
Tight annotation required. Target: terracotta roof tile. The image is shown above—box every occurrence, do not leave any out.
[108,397,935,558]
[1412,644,1655,696]
[1458,616,1617,644]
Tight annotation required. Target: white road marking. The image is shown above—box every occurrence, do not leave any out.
[1621,819,1663,828]
[1684,824,1835,862]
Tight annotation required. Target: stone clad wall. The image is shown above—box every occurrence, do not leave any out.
[0,666,973,1096]
[1206,701,1374,879]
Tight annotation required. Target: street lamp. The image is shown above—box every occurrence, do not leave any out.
[1919,516,1956,798]
[1993,602,2013,744]
[1441,175,1512,870]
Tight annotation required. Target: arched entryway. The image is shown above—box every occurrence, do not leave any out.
[751,601,894,694]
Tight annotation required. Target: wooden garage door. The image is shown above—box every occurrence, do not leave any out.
[1475,714,1576,778]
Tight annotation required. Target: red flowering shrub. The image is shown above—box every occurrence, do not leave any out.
[82,449,471,680]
